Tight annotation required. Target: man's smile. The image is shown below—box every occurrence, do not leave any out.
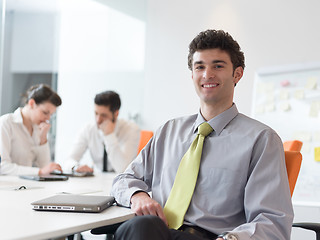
[202,83,219,88]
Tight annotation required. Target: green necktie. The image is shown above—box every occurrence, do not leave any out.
[163,122,213,229]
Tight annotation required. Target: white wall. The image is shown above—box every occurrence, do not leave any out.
[142,1,320,239]
[55,0,146,165]
[10,12,59,73]
[143,0,320,131]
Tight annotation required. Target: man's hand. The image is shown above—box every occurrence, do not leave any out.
[99,119,116,135]
[75,165,94,173]
[39,162,62,175]
[130,192,168,225]
[39,121,51,145]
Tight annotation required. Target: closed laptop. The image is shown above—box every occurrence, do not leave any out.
[31,194,115,213]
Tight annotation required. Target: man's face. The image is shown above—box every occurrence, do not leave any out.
[192,48,243,108]
[94,104,118,126]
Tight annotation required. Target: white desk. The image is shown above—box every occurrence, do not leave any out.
[0,173,134,240]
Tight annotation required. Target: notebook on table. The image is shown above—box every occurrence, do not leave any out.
[31,194,115,213]
[19,175,69,181]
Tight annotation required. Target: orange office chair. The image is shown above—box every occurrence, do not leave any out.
[285,150,302,197]
[137,130,153,155]
[283,140,303,152]
[283,141,320,239]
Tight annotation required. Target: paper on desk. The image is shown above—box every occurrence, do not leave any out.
[0,182,44,191]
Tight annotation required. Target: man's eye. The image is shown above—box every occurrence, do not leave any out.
[214,65,223,69]
[195,65,204,70]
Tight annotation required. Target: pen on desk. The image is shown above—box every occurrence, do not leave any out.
[14,186,27,191]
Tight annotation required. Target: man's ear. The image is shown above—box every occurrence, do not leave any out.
[113,110,119,121]
[233,67,243,85]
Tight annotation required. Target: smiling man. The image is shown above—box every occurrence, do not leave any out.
[65,90,140,173]
[110,30,293,240]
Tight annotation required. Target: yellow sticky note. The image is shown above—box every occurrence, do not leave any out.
[255,105,265,115]
[265,82,274,92]
[309,101,320,118]
[294,89,305,99]
[265,103,275,112]
[279,90,289,100]
[280,102,291,112]
[314,132,320,141]
[315,147,320,162]
[305,77,317,90]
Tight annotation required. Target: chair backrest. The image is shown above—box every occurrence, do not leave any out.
[283,140,303,152]
[284,150,302,197]
[137,130,153,155]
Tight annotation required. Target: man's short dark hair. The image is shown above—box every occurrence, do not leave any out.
[94,90,121,113]
[188,29,245,71]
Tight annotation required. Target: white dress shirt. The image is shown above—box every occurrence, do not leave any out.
[0,108,51,175]
[112,104,294,240]
[66,119,140,173]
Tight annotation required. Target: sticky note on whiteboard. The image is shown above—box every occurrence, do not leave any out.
[294,89,305,99]
[309,101,320,118]
[255,105,265,115]
[280,102,291,112]
[315,147,320,162]
[279,90,289,100]
[305,77,317,90]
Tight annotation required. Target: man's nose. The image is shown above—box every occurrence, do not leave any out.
[203,68,214,79]
[96,115,103,124]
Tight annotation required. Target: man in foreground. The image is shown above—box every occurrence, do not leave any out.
[111,30,293,240]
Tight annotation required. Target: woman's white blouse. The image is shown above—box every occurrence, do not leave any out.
[0,108,50,175]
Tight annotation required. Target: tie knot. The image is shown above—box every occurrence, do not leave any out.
[198,122,213,137]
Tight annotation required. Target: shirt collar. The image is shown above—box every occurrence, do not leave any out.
[12,108,24,124]
[193,103,239,135]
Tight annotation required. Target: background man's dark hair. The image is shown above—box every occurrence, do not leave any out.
[94,90,121,113]
[188,29,245,71]
[25,84,62,107]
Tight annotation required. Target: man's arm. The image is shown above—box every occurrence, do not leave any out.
[111,130,156,206]
[103,120,140,173]
[232,130,294,239]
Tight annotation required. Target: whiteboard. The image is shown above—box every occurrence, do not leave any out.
[252,62,320,203]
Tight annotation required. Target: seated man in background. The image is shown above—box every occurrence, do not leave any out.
[65,90,140,173]
[111,30,293,240]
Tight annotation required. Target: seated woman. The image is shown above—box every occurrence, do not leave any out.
[0,84,62,175]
